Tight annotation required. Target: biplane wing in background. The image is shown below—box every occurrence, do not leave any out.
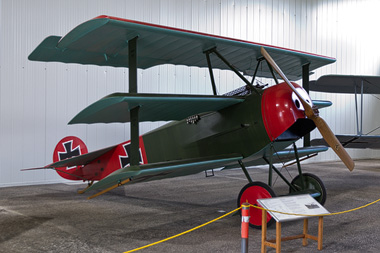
[26,15,354,228]
[309,75,380,94]
[310,75,380,149]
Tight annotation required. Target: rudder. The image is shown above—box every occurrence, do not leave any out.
[53,136,88,180]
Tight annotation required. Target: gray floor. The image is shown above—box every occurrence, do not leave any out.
[1,159,380,252]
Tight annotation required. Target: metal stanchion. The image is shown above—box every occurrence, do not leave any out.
[241,202,250,253]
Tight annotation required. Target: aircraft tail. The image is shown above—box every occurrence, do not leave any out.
[52,136,88,180]
[24,136,148,182]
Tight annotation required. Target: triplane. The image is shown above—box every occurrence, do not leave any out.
[26,15,354,228]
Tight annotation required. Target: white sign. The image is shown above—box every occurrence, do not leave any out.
[257,194,330,222]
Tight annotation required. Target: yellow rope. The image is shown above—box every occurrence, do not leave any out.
[124,206,242,253]
[250,196,380,217]
[124,196,380,252]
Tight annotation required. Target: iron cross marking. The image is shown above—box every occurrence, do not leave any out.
[59,141,81,160]
[120,143,143,168]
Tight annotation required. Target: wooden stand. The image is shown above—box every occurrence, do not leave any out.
[261,210,324,252]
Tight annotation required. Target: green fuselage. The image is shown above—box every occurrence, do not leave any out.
[142,91,270,164]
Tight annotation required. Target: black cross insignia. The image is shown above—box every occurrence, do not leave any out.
[119,143,143,168]
[58,141,81,161]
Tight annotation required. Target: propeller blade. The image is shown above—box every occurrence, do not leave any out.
[260,47,314,116]
[311,116,354,171]
[261,47,354,171]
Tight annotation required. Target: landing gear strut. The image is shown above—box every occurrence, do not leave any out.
[236,144,327,229]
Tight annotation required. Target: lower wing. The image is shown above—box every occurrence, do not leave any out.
[84,154,243,199]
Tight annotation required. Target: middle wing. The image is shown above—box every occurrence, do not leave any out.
[312,100,332,109]
[69,93,244,124]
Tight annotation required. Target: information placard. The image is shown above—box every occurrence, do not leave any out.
[257,194,330,222]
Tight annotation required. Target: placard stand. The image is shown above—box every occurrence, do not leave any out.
[261,210,323,252]
[257,194,329,253]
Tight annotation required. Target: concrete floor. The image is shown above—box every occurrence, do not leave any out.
[1,159,380,253]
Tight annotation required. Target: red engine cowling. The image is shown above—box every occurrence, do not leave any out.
[261,82,312,141]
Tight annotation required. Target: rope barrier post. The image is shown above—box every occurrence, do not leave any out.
[241,202,250,253]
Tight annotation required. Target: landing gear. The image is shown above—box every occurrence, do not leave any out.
[289,173,326,205]
[236,144,328,229]
[237,181,276,229]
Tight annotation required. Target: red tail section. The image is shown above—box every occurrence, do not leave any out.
[51,136,148,182]
[53,136,88,180]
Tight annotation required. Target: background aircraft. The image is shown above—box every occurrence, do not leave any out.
[26,15,353,228]
[310,75,380,149]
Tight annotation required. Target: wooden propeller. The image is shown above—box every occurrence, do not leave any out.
[261,47,354,171]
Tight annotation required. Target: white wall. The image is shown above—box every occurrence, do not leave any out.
[1,0,379,187]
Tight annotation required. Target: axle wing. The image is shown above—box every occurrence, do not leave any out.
[223,145,328,170]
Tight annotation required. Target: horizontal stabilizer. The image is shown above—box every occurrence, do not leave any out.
[69,93,244,124]
[310,75,380,94]
[28,16,335,81]
[85,154,242,194]
[45,145,118,168]
[312,135,380,149]
[22,167,53,171]
[223,146,328,170]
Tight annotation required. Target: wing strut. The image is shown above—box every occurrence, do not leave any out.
[265,60,279,84]
[204,49,218,95]
[250,57,264,86]
[354,79,364,135]
[207,48,260,95]
[302,63,311,147]
[129,36,140,166]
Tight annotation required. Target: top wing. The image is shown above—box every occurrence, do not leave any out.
[310,75,380,94]
[69,93,244,124]
[29,15,335,81]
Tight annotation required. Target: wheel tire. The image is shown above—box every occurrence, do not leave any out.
[237,181,276,229]
[289,173,327,205]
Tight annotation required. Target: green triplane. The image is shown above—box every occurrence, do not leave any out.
[25,16,354,228]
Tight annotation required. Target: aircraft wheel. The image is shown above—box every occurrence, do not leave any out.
[237,181,276,229]
[289,173,327,205]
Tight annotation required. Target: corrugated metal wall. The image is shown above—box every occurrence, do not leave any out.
[1,0,379,187]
